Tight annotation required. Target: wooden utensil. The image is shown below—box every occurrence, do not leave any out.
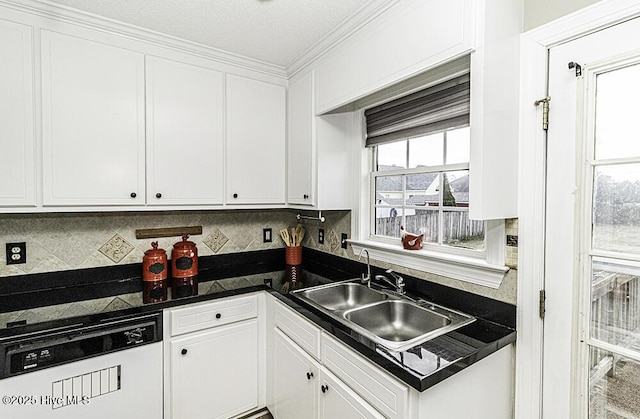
[280,228,291,246]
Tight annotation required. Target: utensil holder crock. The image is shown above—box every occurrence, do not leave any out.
[285,246,302,286]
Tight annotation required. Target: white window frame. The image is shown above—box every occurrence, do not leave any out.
[350,111,508,289]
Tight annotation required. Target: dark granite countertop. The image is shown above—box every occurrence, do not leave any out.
[0,247,516,392]
[269,284,516,392]
[0,282,515,393]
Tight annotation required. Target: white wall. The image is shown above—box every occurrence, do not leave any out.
[524,0,601,30]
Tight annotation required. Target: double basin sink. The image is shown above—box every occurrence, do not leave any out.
[290,280,475,351]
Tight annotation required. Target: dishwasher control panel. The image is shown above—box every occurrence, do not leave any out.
[0,311,162,379]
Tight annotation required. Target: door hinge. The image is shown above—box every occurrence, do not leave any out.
[539,289,546,319]
[534,96,551,131]
[568,61,582,77]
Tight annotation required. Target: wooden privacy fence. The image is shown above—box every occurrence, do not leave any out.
[376,210,484,241]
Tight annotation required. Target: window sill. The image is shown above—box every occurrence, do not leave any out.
[349,240,509,289]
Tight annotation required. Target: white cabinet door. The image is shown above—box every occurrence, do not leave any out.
[315,112,353,210]
[146,56,224,205]
[287,70,353,210]
[41,31,145,206]
[287,71,314,206]
[468,0,522,220]
[170,320,258,419]
[0,19,35,207]
[319,368,384,419]
[272,328,319,419]
[226,74,286,204]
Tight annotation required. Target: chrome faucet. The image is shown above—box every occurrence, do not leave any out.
[358,248,371,287]
[374,269,405,295]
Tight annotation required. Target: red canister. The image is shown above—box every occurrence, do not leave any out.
[171,235,198,278]
[142,241,168,303]
[171,235,198,298]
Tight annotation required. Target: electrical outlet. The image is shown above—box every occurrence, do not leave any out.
[263,228,272,243]
[6,242,26,265]
[341,233,348,249]
[318,229,325,244]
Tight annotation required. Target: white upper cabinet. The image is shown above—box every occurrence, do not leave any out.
[287,71,353,210]
[314,0,473,114]
[41,31,146,206]
[145,56,224,206]
[468,0,522,220]
[287,71,315,206]
[309,0,521,220]
[226,74,286,204]
[0,19,35,207]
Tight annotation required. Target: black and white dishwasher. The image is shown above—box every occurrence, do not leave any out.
[0,310,163,419]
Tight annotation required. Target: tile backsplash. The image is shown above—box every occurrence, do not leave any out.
[0,210,517,306]
[0,209,298,276]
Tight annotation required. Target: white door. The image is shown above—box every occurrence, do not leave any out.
[544,16,640,418]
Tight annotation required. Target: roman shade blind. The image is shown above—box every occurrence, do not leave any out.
[364,74,470,147]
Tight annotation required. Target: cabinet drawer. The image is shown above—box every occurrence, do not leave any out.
[322,333,408,419]
[170,294,258,336]
[274,301,321,360]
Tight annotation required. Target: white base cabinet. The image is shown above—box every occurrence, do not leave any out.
[318,368,385,419]
[267,295,514,419]
[165,294,263,419]
[170,320,258,419]
[272,328,320,419]
[269,299,392,419]
[272,326,383,419]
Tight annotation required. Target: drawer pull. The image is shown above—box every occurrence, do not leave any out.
[215,313,221,319]
[321,384,329,393]
[181,348,188,355]
[306,372,314,380]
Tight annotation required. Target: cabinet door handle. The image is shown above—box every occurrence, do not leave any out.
[181,348,188,355]
[215,313,221,319]
[306,372,314,380]
[156,193,162,199]
[321,384,329,393]
[303,194,309,199]
[233,193,238,198]
[130,192,137,198]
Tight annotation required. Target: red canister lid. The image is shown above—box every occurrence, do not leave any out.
[173,235,196,250]
[145,241,166,256]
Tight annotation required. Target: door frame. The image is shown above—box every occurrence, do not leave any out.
[517,1,640,418]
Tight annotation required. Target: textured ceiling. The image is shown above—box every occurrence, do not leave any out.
[44,0,372,69]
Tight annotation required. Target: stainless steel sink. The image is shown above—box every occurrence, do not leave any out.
[290,280,475,351]
[344,300,474,349]
[294,281,387,311]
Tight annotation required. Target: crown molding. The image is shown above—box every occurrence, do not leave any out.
[286,0,401,78]
[0,0,288,79]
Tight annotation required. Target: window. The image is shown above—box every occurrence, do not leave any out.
[373,126,484,252]
[351,70,507,288]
